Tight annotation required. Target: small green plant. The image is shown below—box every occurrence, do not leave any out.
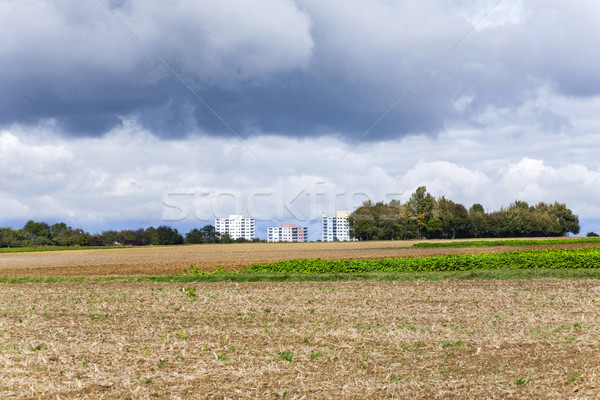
[178,329,187,340]
[309,352,321,360]
[569,373,582,382]
[278,351,294,362]
[145,378,153,384]
[186,287,197,299]
[31,344,46,352]
[217,353,229,361]
[157,359,166,368]
[515,378,531,386]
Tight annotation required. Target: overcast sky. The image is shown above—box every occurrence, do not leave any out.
[2,0,600,239]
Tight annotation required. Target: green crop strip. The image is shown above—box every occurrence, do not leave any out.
[411,238,600,248]
[241,247,600,274]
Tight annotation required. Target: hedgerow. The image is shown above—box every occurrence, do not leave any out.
[243,247,600,274]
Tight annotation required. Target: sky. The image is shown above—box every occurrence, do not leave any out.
[1,0,600,240]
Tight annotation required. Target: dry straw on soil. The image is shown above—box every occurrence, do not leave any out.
[1,280,599,398]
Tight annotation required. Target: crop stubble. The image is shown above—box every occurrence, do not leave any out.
[0,280,599,399]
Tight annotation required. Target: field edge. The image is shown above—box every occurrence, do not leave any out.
[2,267,600,284]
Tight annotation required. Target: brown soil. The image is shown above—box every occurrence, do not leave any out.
[1,280,598,399]
[0,240,596,276]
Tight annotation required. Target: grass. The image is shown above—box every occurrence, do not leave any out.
[411,237,600,248]
[0,246,123,253]
[2,267,600,285]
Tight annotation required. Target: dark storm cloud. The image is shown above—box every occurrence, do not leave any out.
[1,0,600,140]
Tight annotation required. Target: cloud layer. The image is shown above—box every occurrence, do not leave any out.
[3,1,600,140]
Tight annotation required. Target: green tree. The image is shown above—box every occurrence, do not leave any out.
[546,202,580,235]
[201,225,217,243]
[185,228,206,244]
[468,204,488,238]
[407,186,436,238]
[0,228,24,248]
[22,220,52,245]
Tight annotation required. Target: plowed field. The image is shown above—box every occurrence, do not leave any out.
[0,240,594,276]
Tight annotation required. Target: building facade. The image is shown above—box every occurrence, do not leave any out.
[267,224,308,243]
[321,210,352,241]
[215,215,255,241]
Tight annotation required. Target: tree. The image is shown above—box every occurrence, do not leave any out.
[0,228,24,248]
[547,202,580,235]
[22,220,52,245]
[152,226,184,245]
[437,197,469,239]
[349,201,379,241]
[49,222,70,239]
[406,186,436,238]
[201,225,218,243]
[219,232,233,243]
[185,228,206,244]
[468,204,488,238]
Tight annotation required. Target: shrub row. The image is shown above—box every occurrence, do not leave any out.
[244,247,600,274]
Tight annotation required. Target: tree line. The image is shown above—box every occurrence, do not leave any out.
[349,186,580,240]
[0,221,261,248]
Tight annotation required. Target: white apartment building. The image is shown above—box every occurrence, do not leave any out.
[321,210,352,242]
[267,224,308,243]
[215,215,255,241]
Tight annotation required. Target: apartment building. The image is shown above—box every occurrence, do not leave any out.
[321,210,352,241]
[215,215,255,241]
[267,223,308,243]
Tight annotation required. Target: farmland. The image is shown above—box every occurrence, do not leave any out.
[0,239,597,276]
[1,239,600,398]
[1,280,599,398]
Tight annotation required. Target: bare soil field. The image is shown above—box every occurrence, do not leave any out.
[1,280,598,399]
[0,240,595,276]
